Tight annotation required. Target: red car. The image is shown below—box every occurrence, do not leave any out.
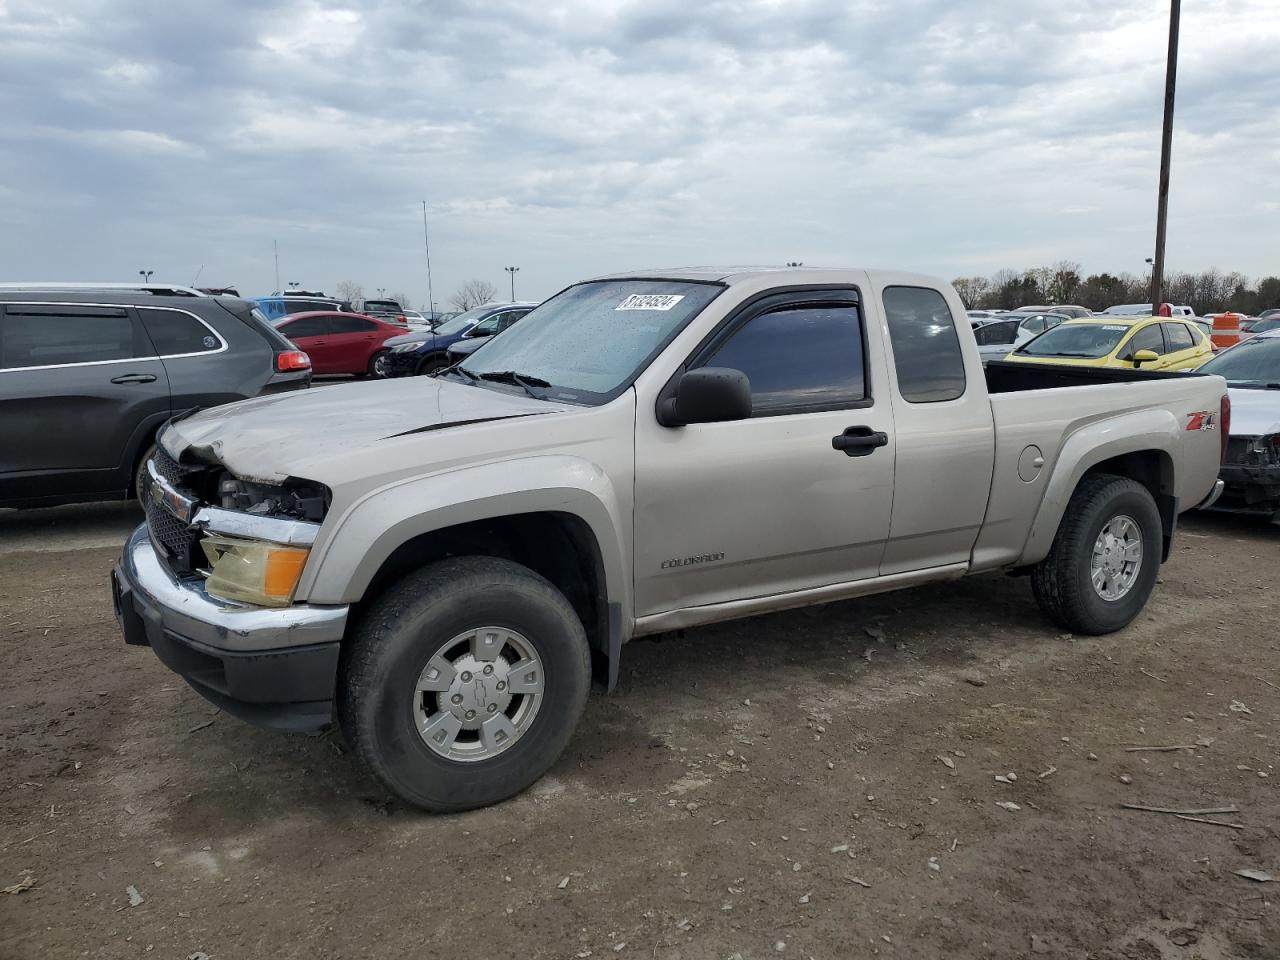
[272,311,407,377]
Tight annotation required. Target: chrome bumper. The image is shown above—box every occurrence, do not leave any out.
[116,523,348,653]
[1196,479,1225,511]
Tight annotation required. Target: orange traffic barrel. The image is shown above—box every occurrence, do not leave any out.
[1210,312,1243,349]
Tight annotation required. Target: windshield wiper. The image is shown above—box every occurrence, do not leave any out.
[476,370,552,398]
[449,364,479,383]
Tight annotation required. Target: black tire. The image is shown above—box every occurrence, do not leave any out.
[417,355,448,377]
[338,557,591,812]
[132,443,156,505]
[1031,473,1161,635]
[368,350,390,378]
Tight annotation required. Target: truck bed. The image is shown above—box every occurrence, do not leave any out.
[984,359,1203,393]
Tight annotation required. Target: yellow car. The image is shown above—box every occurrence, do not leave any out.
[1001,316,1213,371]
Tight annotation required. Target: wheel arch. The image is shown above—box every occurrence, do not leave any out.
[1020,409,1181,566]
[302,459,631,688]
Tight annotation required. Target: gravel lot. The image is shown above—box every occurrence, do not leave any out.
[1,504,1277,959]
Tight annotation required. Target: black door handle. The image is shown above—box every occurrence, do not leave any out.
[832,426,888,457]
[110,373,157,384]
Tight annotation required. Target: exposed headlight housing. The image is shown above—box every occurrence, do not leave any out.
[201,535,310,607]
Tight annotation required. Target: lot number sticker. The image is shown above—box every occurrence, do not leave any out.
[616,294,685,311]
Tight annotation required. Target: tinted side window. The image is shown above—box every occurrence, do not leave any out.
[974,320,1019,345]
[1163,322,1195,351]
[1125,324,1166,356]
[883,287,966,402]
[706,302,866,414]
[139,308,221,355]
[331,316,376,334]
[280,316,329,338]
[0,306,145,369]
[285,299,337,315]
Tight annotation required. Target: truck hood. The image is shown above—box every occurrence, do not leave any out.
[1227,387,1280,437]
[161,377,571,482]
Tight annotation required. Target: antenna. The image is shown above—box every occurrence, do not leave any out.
[192,264,204,287]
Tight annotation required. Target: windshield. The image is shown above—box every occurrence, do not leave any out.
[433,306,495,335]
[1198,337,1280,388]
[458,279,724,403]
[1016,322,1131,358]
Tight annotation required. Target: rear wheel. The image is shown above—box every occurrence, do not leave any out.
[1031,473,1161,634]
[338,557,591,812]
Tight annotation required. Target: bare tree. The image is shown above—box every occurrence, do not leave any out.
[450,279,498,312]
[335,280,364,304]
[951,277,990,309]
[390,291,413,311]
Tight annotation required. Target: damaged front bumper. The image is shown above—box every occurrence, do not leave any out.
[1205,462,1280,522]
[112,524,349,731]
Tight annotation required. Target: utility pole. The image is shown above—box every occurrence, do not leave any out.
[505,266,520,301]
[422,201,435,320]
[1150,0,1181,310]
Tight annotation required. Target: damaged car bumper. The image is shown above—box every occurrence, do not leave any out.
[112,524,348,731]
[1206,462,1280,522]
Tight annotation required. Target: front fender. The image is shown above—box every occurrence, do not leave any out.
[1018,407,1179,565]
[299,455,630,617]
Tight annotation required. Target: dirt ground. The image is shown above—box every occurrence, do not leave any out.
[1,504,1276,960]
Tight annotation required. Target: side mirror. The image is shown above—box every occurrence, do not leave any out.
[468,328,492,339]
[1131,348,1159,366]
[657,367,752,427]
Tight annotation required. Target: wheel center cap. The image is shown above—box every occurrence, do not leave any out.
[442,653,512,729]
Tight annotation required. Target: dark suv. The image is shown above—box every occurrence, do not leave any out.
[0,284,311,509]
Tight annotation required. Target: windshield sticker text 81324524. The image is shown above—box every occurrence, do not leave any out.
[615,294,685,311]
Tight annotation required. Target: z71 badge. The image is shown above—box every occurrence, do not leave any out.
[1185,411,1217,431]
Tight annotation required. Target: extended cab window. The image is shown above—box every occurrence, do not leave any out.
[882,286,966,402]
[0,306,146,369]
[705,302,866,414]
[139,308,221,355]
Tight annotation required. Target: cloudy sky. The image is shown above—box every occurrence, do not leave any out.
[1,0,1276,309]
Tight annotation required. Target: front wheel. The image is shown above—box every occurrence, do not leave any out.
[1031,473,1162,635]
[368,350,390,378]
[338,557,591,812]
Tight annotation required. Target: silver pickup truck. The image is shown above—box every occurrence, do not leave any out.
[112,267,1229,811]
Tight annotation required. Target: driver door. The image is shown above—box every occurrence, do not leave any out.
[632,290,896,617]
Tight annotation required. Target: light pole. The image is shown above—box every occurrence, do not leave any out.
[287,281,300,291]
[504,266,520,301]
[377,287,386,298]
[138,269,153,284]
[422,201,435,321]
[786,261,804,267]
[1150,0,1181,310]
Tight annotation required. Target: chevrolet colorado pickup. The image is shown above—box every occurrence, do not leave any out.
[112,267,1229,811]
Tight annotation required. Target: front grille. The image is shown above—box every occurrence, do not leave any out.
[1224,437,1277,467]
[1225,438,1252,464]
[144,448,203,575]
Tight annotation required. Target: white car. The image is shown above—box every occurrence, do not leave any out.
[1193,329,1280,521]
[1101,303,1195,318]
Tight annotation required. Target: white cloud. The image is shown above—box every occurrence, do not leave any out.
[0,0,1276,304]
